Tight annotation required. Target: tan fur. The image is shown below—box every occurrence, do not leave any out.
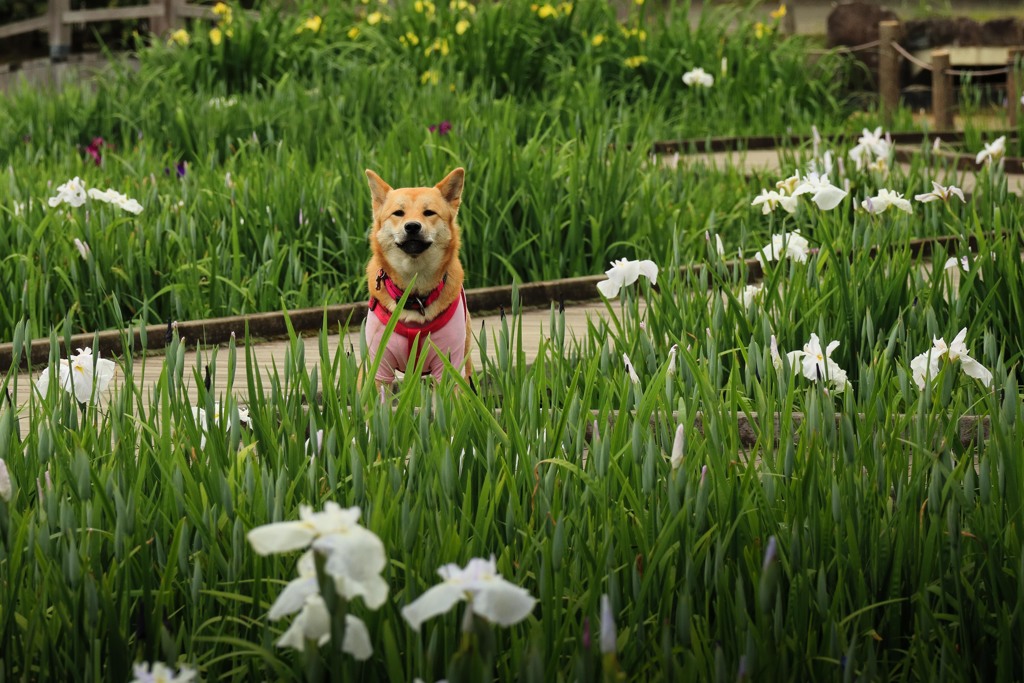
[364,168,473,381]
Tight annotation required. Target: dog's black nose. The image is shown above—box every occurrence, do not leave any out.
[404,221,422,235]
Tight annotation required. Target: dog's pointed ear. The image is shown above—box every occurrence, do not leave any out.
[435,168,464,212]
[365,170,392,214]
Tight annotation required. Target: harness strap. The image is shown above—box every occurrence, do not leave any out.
[369,288,466,341]
[375,269,447,315]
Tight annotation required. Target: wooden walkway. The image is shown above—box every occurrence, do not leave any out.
[8,302,610,427]
[666,148,1024,195]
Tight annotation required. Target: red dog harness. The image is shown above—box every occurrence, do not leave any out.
[368,269,460,338]
[366,269,468,381]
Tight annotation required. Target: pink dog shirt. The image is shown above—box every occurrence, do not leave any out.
[365,289,468,383]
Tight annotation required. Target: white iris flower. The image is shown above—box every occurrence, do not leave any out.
[401,556,536,631]
[862,188,912,214]
[910,328,992,390]
[754,230,809,265]
[682,67,714,87]
[47,177,88,208]
[975,136,1005,166]
[36,347,116,403]
[596,258,658,299]
[914,181,965,203]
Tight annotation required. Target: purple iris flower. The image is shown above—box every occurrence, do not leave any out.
[428,120,452,135]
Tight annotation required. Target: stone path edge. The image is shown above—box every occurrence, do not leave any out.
[0,233,992,373]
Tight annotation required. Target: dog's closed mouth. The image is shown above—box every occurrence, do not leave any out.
[397,239,433,255]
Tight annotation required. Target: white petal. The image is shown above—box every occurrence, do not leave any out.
[344,573,390,611]
[785,350,804,374]
[948,328,968,358]
[791,182,813,198]
[636,260,659,286]
[600,594,616,654]
[471,579,536,627]
[670,424,685,470]
[268,576,319,620]
[0,459,11,502]
[70,366,95,404]
[615,260,641,286]
[342,615,374,660]
[301,502,362,536]
[401,582,467,632]
[785,233,810,262]
[276,595,330,651]
[751,190,772,209]
[740,284,762,307]
[438,557,489,583]
[452,556,498,583]
[943,256,969,272]
[603,259,637,286]
[827,363,850,393]
[769,335,782,370]
[36,368,51,398]
[275,618,309,652]
[55,361,73,395]
[93,358,116,392]
[622,353,640,385]
[910,350,940,390]
[959,355,992,387]
[803,333,822,357]
[667,345,678,376]
[777,173,801,195]
[306,429,324,458]
[812,185,847,210]
[314,527,389,608]
[235,405,251,426]
[596,278,621,299]
[800,355,821,383]
[121,199,144,214]
[247,521,316,555]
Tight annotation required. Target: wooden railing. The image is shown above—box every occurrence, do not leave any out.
[876,20,1024,127]
[0,0,218,60]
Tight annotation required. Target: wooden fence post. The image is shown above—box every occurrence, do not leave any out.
[49,0,71,61]
[931,50,952,130]
[150,0,167,35]
[1009,48,1023,129]
[878,20,901,123]
[150,0,184,36]
[782,3,796,36]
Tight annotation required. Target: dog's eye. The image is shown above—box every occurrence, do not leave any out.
[392,210,405,217]
[423,209,436,217]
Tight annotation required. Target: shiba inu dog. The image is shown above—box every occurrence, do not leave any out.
[363,167,472,388]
